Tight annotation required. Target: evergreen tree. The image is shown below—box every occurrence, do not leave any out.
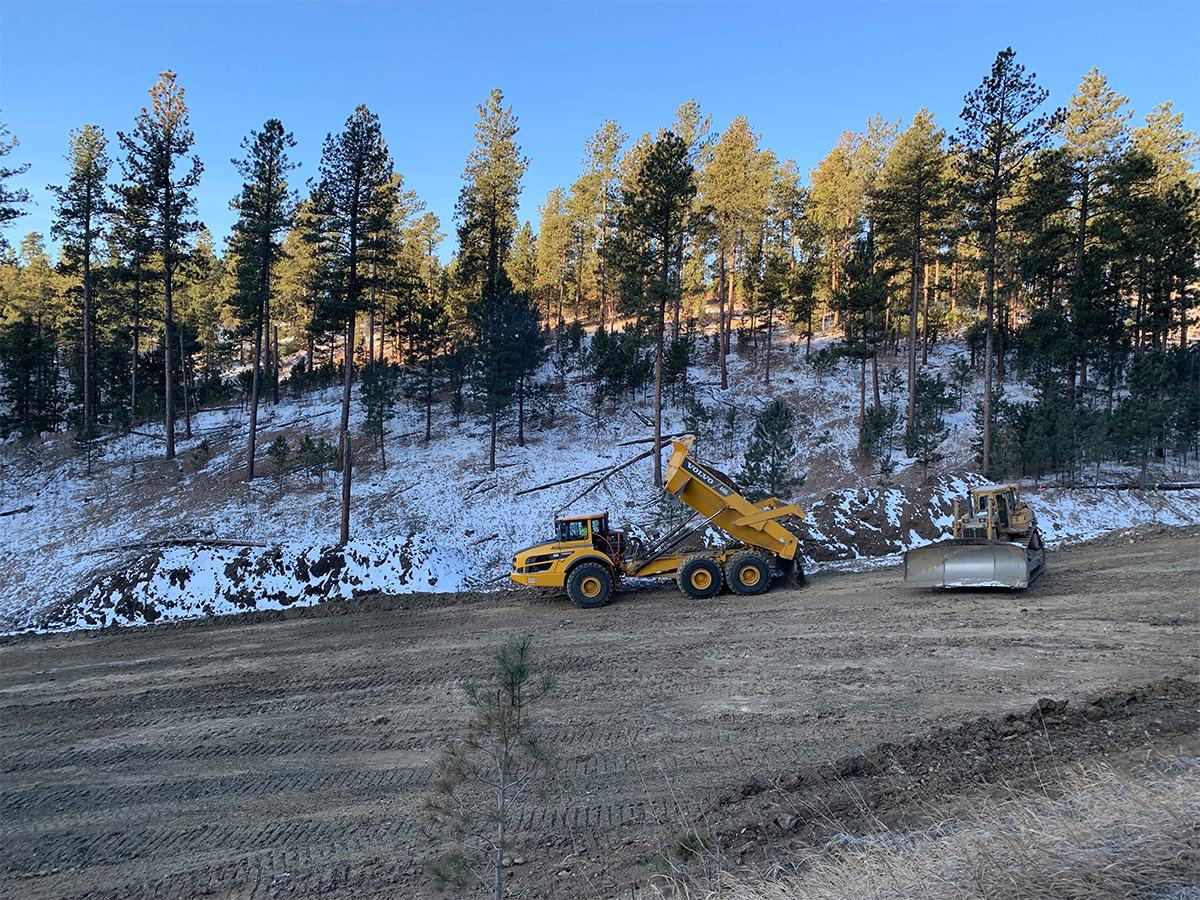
[0,119,31,247]
[456,89,527,293]
[955,48,1055,475]
[116,71,204,460]
[455,89,541,469]
[614,132,695,483]
[908,370,951,481]
[406,283,451,442]
[426,637,553,900]
[359,359,400,467]
[535,186,572,326]
[0,235,65,434]
[107,174,155,421]
[703,116,776,389]
[50,124,111,430]
[1058,68,1131,393]
[1133,102,1199,193]
[873,109,949,434]
[738,399,803,501]
[229,119,298,481]
[310,105,398,543]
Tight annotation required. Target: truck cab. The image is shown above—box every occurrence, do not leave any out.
[511,513,624,607]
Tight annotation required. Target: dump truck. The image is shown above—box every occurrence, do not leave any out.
[902,483,1046,589]
[511,436,806,608]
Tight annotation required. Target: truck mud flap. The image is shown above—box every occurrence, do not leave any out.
[902,539,1037,590]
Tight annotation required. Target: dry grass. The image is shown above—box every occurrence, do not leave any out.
[664,760,1200,900]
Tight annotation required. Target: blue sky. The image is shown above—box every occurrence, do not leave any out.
[2,1,1197,260]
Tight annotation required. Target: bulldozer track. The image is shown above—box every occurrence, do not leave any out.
[2,526,1198,899]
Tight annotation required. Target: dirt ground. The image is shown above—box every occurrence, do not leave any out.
[2,525,1198,900]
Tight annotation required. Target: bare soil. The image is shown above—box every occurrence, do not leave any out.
[2,525,1198,900]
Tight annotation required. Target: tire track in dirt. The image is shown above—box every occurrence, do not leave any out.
[1,526,1197,899]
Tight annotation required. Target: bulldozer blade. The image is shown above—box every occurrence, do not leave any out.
[902,539,1040,590]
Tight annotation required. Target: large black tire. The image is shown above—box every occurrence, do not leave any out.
[675,554,723,599]
[566,563,612,609]
[725,550,772,595]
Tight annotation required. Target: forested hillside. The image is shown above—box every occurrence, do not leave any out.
[1,47,1197,550]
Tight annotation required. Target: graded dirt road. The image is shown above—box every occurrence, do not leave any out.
[2,526,1198,900]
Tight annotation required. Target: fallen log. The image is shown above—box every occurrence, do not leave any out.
[515,463,615,497]
[86,538,271,555]
[559,448,655,511]
[0,504,33,517]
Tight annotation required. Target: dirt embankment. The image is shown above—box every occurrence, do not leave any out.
[1,526,1197,900]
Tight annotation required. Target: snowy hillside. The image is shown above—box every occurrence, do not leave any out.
[3,333,1197,633]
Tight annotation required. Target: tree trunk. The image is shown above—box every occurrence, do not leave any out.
[82,248,93,429]
[921,261,930,366]
[717,251,728,390]
[164,263,175,460]
[764,303,772,385]
[339,315,355,546]
[517,374,525,448]
[180,327,192,439]
[653,298,665,487]
[489,401,498,472]
[131,273,140,421]
[247,309,263,481]
[983,192,998,476]
[907,210,921,436]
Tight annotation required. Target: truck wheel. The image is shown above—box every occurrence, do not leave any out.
[726,550,772,595]
[567,563,612,609]
[676,555,723,599]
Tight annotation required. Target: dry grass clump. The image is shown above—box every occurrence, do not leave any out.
[673,760,1200,900]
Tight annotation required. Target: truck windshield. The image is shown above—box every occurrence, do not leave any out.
[557,520,589,542]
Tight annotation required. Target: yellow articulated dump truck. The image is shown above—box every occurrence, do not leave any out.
[902,483,1046,589]
[511,437,806,608]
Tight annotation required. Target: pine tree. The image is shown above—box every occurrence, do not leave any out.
[359,359,400,467]
[426,637,553,900]
[229,119,298,481]
[738,399,803,501]
[1058,68,1131,392]
[310,105,398,543]
[455,89,541,469]
[406,283,451,442]
[703,117,776,389]
[0,235,65,435]
[0,119,31,248]
[107,174,155,422]
[873,110,949,436]
[955,48,1055,475]
[615,132,695,483]
[116,71,204,460]
[535,187,572,326]
[51,124,111,431]
[456,89,528,292]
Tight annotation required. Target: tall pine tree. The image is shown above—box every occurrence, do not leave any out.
[51,124,111,431]
[229,119,298,481]
[956,48,1054,475]
[116,71,204,460]
[310,105,398,543]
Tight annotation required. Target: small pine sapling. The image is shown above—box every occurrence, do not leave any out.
[73,423,105,477]
[426,637,554,900]
[738,399,804,501]
[266,435,290,494]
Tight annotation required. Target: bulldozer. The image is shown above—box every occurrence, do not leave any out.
[902,483,1046,589]
[511,437,806,608]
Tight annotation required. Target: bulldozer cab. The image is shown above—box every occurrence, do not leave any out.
[973,487,1014,529]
